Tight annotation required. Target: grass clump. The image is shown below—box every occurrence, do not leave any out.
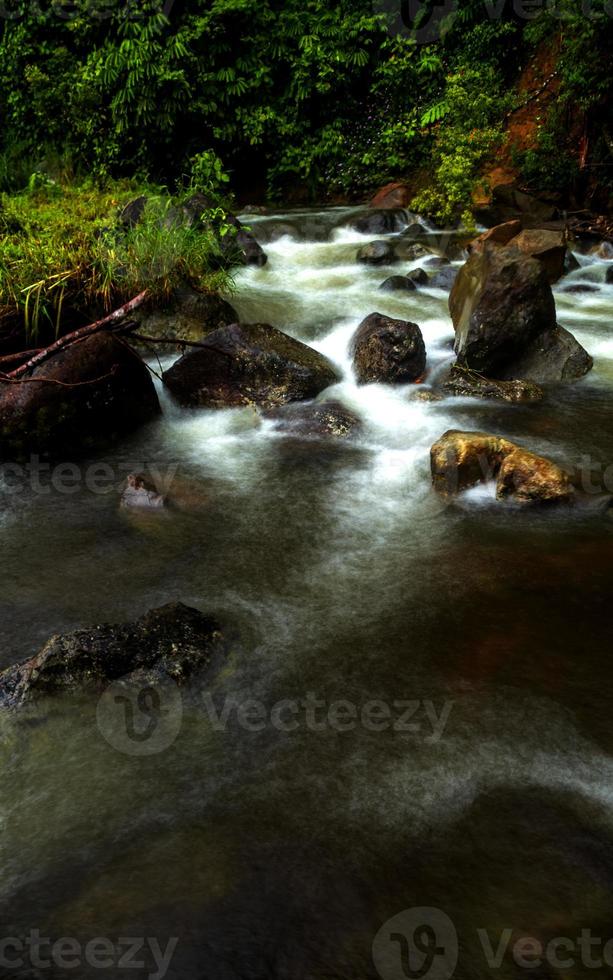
[0,180,235,342]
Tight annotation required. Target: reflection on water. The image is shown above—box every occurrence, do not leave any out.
[1,208,613,979]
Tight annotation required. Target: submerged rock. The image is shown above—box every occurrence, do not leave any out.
[449,245,592,382]
[441,366,543,403]
[409,267,429,286]
[0,332,160,460]
[356,240,396,265]
[429,267,459,290]
[120,473,167,511]
[379,275,416,292]
[430,429,573,504]
[350,313,426,385]
[0,603,228,708]
[266,400,361,439]
[345,209,407,236]
[163,322,340,409]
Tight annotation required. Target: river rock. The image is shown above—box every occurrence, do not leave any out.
[441,366,543,403]
[606,266,613,285]
[429,267,458,290]
[379,275,416,292]
[133,283,238,347]
[512,228,567,283]
[392,241,430,262]
[0,332,161,460]
[357,240,396,265]
[266,400,361,438]
[180,193,268,267]
[562,283,600,294]
[163,322,340,409]
[351,313,426,385]
[368,182,412,209]
[449,245,592,381]
[346,210,407,235]
[497,323,593,383]
[430,429,573,504]
[120,473,167,511]
[470,220,523,250]
[0,603,227,708]
[409,268,429,286]
[470,222,567,282]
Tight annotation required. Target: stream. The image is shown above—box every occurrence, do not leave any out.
[1,206,613,979]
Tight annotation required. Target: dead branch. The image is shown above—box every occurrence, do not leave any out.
[6,291,148,380]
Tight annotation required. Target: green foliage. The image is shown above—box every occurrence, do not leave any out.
[0,182,233,340]
[0,0,609,216]
[412,68,508,227]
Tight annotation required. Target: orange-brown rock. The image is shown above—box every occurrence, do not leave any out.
[368,182,411,210]
[430,429,573,504]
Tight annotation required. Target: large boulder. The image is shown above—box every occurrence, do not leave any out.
[430,429,573,504]
[368,182,412,209]
[163,322,340,409]
[449,245,591,381]
[350,313,426,385]
[511,228,567,283]
[0,603,227,708]
[133,283,238,347]
[0,332,161,460]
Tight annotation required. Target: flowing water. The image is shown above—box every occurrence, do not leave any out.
[1,207,613,979]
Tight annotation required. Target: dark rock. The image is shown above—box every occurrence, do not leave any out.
[491,183,558,224]
[163,322,340,409]
[379,276,416,293]
[401,223,425,239]
[351,313,426,385]
[563,251,580,275]
[441,366,543,403]
[0,332,161,460]
[430,429,573,504]
[606,266,613,285]
[356,240,396,265]
[267,400,361,439]
[423,256,450,269]
[180,195,268,267]
[429,266,459,290]
[562,283,600,294]
[0,603,227,708]
[409,267,429,286]
[449,245,592,381]
[119,196,148,228]
[392,240,430,262]
[496,324,593,383]
[133,283,238,347]
[368,182,412,209]
[346,210,408,235]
